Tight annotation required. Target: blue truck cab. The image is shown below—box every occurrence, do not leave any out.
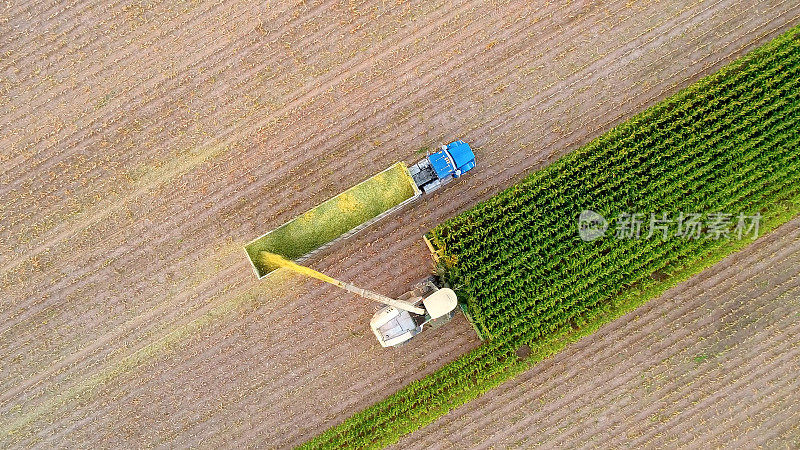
[408,140,476,194]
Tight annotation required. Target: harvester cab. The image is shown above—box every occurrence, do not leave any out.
[369,279,459,347]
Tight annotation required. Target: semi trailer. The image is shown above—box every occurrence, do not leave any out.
[244,140,476,279]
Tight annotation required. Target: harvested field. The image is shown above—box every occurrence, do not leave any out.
[1,0,799,448]
[397,216,800,449]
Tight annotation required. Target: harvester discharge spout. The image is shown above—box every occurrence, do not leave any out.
[331,280,426,315]
[260,251,425,315]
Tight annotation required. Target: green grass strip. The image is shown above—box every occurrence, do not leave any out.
[302,24,800,449]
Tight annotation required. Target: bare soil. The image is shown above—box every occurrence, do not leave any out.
[1,0,798,447]
[397,216,800,449]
